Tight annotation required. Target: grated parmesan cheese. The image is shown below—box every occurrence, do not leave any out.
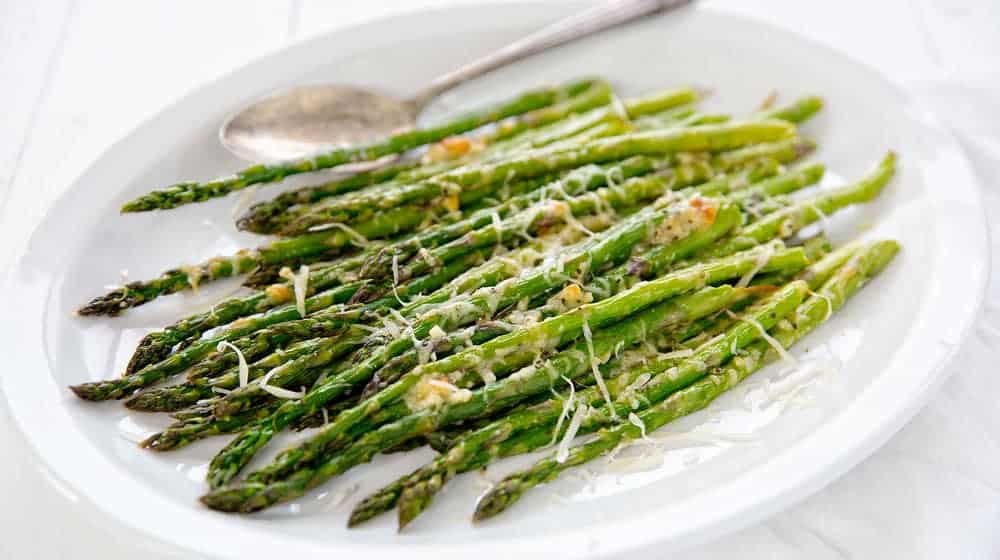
[807,288,834,321]
[231,185,258,220]
[182,265,203,293]
[548,375,577,447]
[391,254,406,305]
[726,310,798,366]
[736,243,774,288]
[428,325,447,342]
[582,319,617,420]
[259,368,305,400]
[556,404,589,463]
[627,412,650,440]
[406,377,473,410]
[307,222,372,247]
[279,265,310,318]
[216,341,249,388]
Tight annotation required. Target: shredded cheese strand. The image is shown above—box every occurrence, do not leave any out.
[216,341,249,388]
[726,310,798,366]
[610,93,632,124]
[582,319,618,420]
[279,265,310,318]
[306,222,373,246]
[627,412,650,441]
[258,368,305,400]
[490,211,504,252]
[736,243,773,288]
[807,288,834,321]
[391,254,406,306]
[231,185,258,221]
[556,404,589,463]
[548,375,577,447]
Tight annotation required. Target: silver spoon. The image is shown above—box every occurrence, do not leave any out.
[220,0,694,162]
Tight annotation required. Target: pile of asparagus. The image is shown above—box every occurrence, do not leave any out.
[72,77,899,527]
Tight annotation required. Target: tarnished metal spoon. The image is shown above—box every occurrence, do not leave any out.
[220,0,693,162]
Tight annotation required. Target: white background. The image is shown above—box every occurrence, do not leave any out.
[2,1,998,557]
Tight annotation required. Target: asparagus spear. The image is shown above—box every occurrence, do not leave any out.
[129,158,804,414]
[270,120,794,235]
[71,239,495,402]
[201,273,808,513]
[141,143,810,380]
[756,96,824,124]
[353,242,858,525]
[234,160,421,234]
[69,279,364,401]
[203,239,806,491]
[242,285,761,487]
[237,87,697,234]
[120,79,603,213]
[473,240,898,520]
[201,202,736,486]
[77,204,422,317]
[137,234,571,420]
[198,200,718,479]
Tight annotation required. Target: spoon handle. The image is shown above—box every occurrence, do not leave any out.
[408,0,694,110]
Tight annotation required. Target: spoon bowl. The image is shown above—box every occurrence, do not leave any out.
[220,85,417,162]
[219,0,692,163]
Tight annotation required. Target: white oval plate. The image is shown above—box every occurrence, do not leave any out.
[0,3,989,559]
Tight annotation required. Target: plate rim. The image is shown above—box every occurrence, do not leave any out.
[0,3,990,558]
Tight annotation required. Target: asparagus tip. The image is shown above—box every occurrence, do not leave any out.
[69,382,111,401]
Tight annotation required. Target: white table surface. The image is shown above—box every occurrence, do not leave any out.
[2,1,998,558]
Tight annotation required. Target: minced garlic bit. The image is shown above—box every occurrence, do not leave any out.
[653,196,719,245]
[428,325,447,341]
[442,192,461,213]
[181,265,204,293]
[216,341,249,388]
[405,376,473,410]
[546,283,593,313]
[264,283,293,304]
[424,136,486,163]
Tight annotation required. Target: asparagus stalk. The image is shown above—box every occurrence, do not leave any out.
[69,279,364,401]
[201,273,808,513]
[237,87,697,234]
[473,240,898,520]
[707,152,895,257]
[201,202,736,486]
[125,164,608,373]
[71,239,494,402]
[203,239,806,491]
[353,242,858,525]
[756,96,824,124]
[198,200,720,482]
[120,79,603,213]
[234,160,421,234]
[77,204,422,317]
[129,160,802,416]
[273,120,794,235]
